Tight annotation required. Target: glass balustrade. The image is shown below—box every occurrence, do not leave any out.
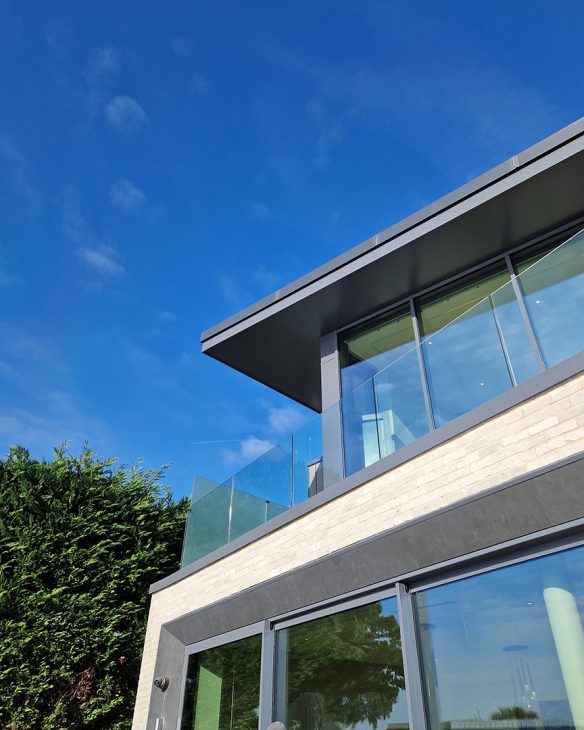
[181,228,584,567]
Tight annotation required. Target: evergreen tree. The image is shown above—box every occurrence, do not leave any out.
[0,445,189,729]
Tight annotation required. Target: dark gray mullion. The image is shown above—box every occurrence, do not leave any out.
[504,253,547,372]
[396,582,428,730]
[410,297,435,431]
[488,293,518,387]
[258,620,275,730]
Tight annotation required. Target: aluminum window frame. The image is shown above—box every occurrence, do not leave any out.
[271,583,422,730]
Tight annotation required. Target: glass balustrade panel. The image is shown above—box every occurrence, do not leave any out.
[292,413,324,505]
[489,278,541,384]
[419,267,515,427]
[515,229,584,368]
[181,479,231,567]
[340,305,419,475]
[373,346,430,457]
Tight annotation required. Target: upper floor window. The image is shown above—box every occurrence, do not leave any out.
[338,227,584,476]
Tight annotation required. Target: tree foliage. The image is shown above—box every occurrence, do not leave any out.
[0,445,189,729]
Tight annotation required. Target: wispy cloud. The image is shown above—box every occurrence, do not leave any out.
[105,95,149,133]
[251,202,270,221]
[110,179,146,210]
[218,274,243,305]
[191,74,208,94]
[87,46,120,79]
[223,436,274,466]
[0,133,42,211]
[77,245,124,277]
[158,310,176,323]
[252,265,280,291]
[61,192,125,279]
[306,98,344,169]
[0,322,112,455]
[171,36,192,58]
[267,406,311,434]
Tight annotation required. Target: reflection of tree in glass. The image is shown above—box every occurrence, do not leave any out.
[286,601,405,729]
[490,706,539,720]
[181,634,262,730]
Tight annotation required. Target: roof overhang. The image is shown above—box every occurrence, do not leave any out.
[201,118,584,412]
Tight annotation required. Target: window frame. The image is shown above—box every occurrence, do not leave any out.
[176,621,266,730]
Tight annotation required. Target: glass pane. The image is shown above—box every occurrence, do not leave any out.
[293,414,324,506]
[181,634,262,730]
[419,268,514,427]
[181,479,231,567]
[490,279,540,384]
[416,544,584,730]
[514,229,584,368]
[341,377,380,476]
[340,306,417,392]
[373,346,430,456]
[230,488,275,542]
[233,444,292,510]
[275,597,409,730]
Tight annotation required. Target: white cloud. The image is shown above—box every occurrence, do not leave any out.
[61,191,125,279]
[87,46,120,78]
[105,96,148,133]
[241,437,274,460]
[171,36,192,57]
[77,245,124,277]
[268,406,311,434]
[110,179,146,210]
[158,310,176,322]
[251,202,270,221]
[223,437,275,466]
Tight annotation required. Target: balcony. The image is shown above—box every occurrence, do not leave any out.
[182,227,584,567]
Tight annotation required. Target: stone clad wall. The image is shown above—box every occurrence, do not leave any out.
[132,372,584,729]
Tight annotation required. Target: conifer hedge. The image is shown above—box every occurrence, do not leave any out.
[0,445,189,729]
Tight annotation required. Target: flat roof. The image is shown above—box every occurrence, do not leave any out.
[201,117,584,411]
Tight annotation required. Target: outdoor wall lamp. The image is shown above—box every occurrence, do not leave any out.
[153,676,169,692]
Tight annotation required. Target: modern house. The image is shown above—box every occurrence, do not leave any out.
[133,118,584,730]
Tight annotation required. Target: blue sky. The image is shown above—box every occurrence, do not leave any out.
[0,0,583,499]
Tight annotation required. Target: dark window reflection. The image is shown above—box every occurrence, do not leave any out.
[180,633,262,730]
[276,598,409,730]
[416,546,584,730]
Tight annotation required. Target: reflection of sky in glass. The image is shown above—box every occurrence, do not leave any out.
[517,231,584,368]
[416,545,584,729]
[341,309,428,475]
[420,296,513,427]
